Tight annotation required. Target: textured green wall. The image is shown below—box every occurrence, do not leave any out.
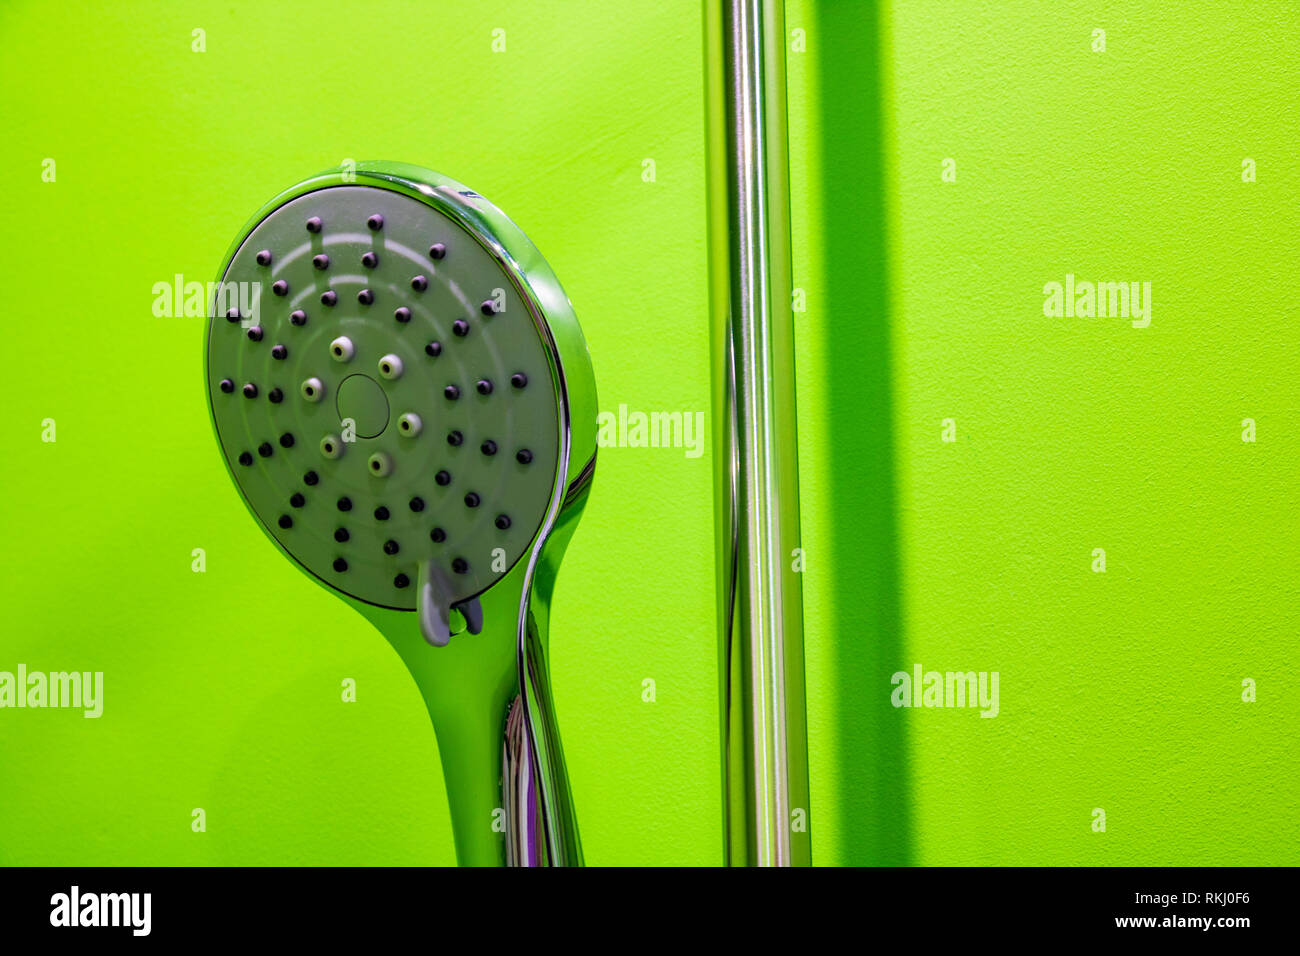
[0,0,717,866]
[1,0,1296,867]
[788,0,1299,865]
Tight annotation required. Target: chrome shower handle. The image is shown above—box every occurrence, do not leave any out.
[512,457,594,866]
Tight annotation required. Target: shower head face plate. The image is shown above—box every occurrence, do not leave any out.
[208,185,560,610]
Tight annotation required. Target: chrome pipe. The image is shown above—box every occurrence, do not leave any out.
[705,0,812,866]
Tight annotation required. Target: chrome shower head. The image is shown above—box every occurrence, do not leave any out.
[205,162,596,866]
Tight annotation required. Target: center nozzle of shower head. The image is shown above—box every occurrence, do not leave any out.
[336,373,390,439]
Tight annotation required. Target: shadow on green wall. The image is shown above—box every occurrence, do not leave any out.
[814,0,912,865]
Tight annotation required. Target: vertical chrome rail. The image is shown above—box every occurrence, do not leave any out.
[705,0,812,866]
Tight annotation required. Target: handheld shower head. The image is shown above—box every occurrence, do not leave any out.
[205,162,596,866]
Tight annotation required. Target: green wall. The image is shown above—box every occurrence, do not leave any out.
[0,0,1295,866]
[0,0,717,866]
[788,0,1299,865]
